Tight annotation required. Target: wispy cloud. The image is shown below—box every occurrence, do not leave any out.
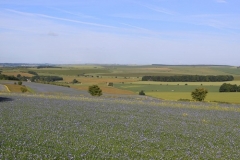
[120,23,150,31]
[215,0,227,3]
[48,7,98,19]
[138,4,176,15]
[5,9,118,29]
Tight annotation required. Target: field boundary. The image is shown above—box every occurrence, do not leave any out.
[4,85,10,92]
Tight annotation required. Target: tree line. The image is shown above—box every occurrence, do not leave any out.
[30,75,63,82]
[219,83,240,92]
[142,75,234,82]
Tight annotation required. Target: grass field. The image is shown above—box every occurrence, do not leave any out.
[146,92,240,104]
[114,83,220,92]
[1,93,240,159]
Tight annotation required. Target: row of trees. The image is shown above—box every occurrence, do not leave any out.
[0,74,19,80]
[30,76,63,82]
[219,83,240,92]
[142,75,234,82]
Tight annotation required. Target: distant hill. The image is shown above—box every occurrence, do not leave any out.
[152,64,232,67]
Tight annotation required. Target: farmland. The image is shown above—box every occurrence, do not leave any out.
[0,93,240,159]
[1,64,240,159]
[1,65,240,103]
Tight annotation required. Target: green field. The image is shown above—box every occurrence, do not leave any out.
[114,83,220,92]
[146,92,240,104]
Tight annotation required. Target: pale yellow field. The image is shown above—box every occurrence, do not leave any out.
[2,72,33,77]
[63,76,139,84]
[147,92,240,104]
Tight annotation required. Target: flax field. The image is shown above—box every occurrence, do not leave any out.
[0,93,240,159]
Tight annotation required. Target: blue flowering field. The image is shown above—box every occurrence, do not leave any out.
[0,93,240,159]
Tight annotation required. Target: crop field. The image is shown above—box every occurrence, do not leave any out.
[1,65,240,102]
[0,93,240,159]
[1,71,33,77]
[130,81,240,86]
[30,68,111,76]
[114,84,220,92]
[146,92,240,103]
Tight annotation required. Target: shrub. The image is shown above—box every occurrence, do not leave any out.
[107,82,113,86]
[191,88,208,101]
[88,85,102,96]
[20,87,28,93]
[14,82,16,85]
[72,79,79,84]
[139,90,145,96]
[18,81,22,85]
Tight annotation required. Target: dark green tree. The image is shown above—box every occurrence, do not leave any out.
[72,79,79,84]
[18,81,22,85]
[88,85,102,96]
[139,90,145,96]
[191,88,208,101]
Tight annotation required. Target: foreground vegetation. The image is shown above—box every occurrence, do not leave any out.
[0,93,240,159]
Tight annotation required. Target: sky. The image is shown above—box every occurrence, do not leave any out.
[0,0,240,65]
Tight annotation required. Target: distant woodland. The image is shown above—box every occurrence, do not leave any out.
[142,75,234,82]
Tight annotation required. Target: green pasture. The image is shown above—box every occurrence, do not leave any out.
[130,81,240,86]
[114,84,220,93]
[212,66,240,75]
[146,92,240,104]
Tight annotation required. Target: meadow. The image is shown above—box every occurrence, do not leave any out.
[0,93,240,159]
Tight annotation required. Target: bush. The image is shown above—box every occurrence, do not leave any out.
[191,88,208,101]
[107,82,113,86]
[88,85,102,96]
[20,87,28,93]
[139,90,145,96]
[18,81,22,85]
[72,79,79,84]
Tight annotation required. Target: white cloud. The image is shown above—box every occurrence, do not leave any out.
[215,0,226,3]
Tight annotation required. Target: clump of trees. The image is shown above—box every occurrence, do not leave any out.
[139,90,145,96]
[72,79,79,84]
[142,75,234,82]
[0,74,19,80]
[191,88,208,101]
[30,76,63,82]
[107,82,113,86]
[28,71,38,76]
[88,85,102,96]
[219,83,240,92]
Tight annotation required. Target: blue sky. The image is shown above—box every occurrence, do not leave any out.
[0,0,240,65]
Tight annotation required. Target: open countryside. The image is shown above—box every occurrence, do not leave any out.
[1,64,240,159]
